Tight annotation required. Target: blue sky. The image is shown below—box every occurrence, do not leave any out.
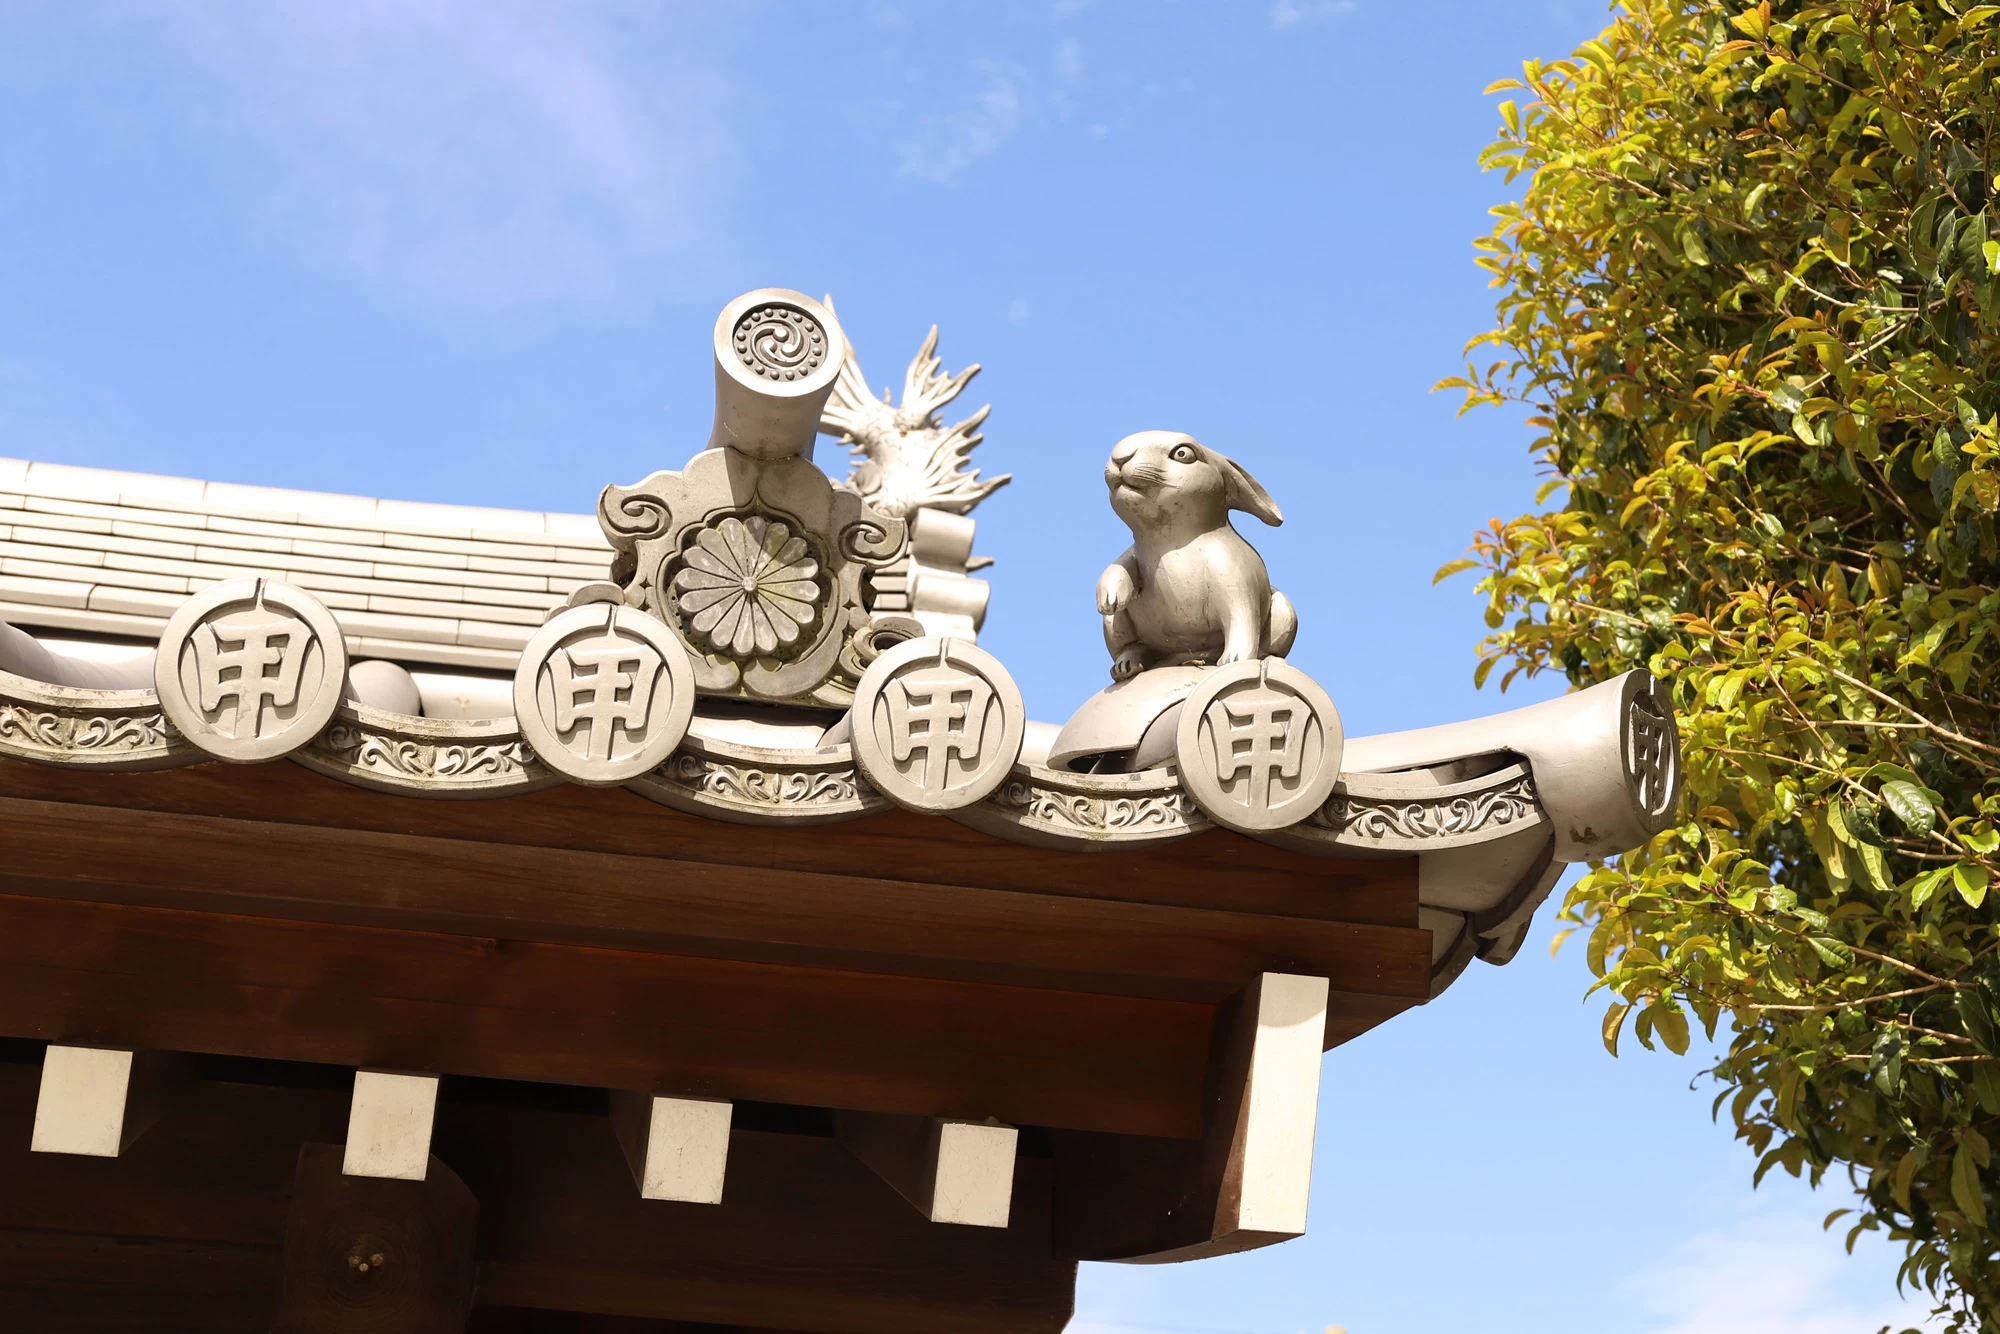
[0,2,1944,1330]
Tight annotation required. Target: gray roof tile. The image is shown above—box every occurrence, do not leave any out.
[0,458,608,668]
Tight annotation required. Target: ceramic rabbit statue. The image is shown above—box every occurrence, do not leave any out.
[1096,430,1297,681]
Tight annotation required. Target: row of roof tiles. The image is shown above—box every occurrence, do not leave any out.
[0,459,615,671]
[0,458,609,545]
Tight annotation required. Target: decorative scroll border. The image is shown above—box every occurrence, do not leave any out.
[948,763,1211,851]
[1257,763,1545,855]
[1321,769,1538,841]
[625,732,889,827]
[0,668,201,772]
[0,664,1555,856]
[292,701,562,799]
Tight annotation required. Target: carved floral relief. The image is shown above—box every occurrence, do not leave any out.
[674,516,824,658]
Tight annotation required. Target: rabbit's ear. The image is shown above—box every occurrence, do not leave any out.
[1212,451,1283,526]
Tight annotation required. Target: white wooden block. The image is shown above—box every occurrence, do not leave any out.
[31,1046,189,1158]
[610,1092,732,1204]
[342,1071,439,1181]
[837,1111,1018,1228]
[929,1119,1019,1227]
[1223,972,1329,1239]
[32,1046,135,1157]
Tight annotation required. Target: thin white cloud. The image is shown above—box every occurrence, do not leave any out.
[898,60,1029,184]
[153,0,729,316]
[1270,0,1357,29]
[1055,36,1086,82]
[1619,1203,1942,1334]
[897,35,1089,185]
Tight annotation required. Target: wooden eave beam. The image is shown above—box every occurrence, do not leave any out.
[0,757,1419,927]
[0,893,1213,1138]
[0,792,1428,1005]
[0,754,1428,1139]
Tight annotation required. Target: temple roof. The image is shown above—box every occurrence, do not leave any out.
[0,457,609,671]
[0,291,1687,1316]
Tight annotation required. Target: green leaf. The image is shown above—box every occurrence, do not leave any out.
[1941,649,1977,692]
[1806,936,1853,969]
[1909,867,1953,910]
[1586,917,1612,977]
[1957,986,1997,1054]
[1812,816,1850,885]
[1879,781,1936,837]
[1651,1004,1690,1056]
[1856,842,1894,895]
[1433,558,1480,585]
[1843,799,1889,847]
[1777,1065,1802,1130]
[1952,1141,1989,1228]
[1892,1149,1922,1212]
[1882,111,1921,161]
[1871,1027,1906,1098]
[1956,863,1991,908]
[1972,472,2000,512]
[1973,1062,2000,1115]
[1711,668,1750,710]
[1601,1000,1631,1057]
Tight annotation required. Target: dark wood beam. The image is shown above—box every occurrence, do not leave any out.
[0,894,1209,1137]
[0,790,1430,1005]
[467,1314,793,1332]
[0,757,1417,928]
[0,1229,280,1333]
[0,1060,1074,1334]
[447,1097,1070,1332]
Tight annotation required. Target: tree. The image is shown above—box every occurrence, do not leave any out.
[1439,1,2000,1325]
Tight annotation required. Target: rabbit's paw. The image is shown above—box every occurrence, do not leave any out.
[1109,648,1148,680]
[1096,565,1134,615]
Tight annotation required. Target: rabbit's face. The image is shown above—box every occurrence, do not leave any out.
[1106,431,1229,538]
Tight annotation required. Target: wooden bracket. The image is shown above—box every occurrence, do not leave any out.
[273,1142,478,1334]
[30,1045,191,1158]
[1052,971,1329,1262]
[609,1091,732,1203]
[837,1111,1019,1228]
